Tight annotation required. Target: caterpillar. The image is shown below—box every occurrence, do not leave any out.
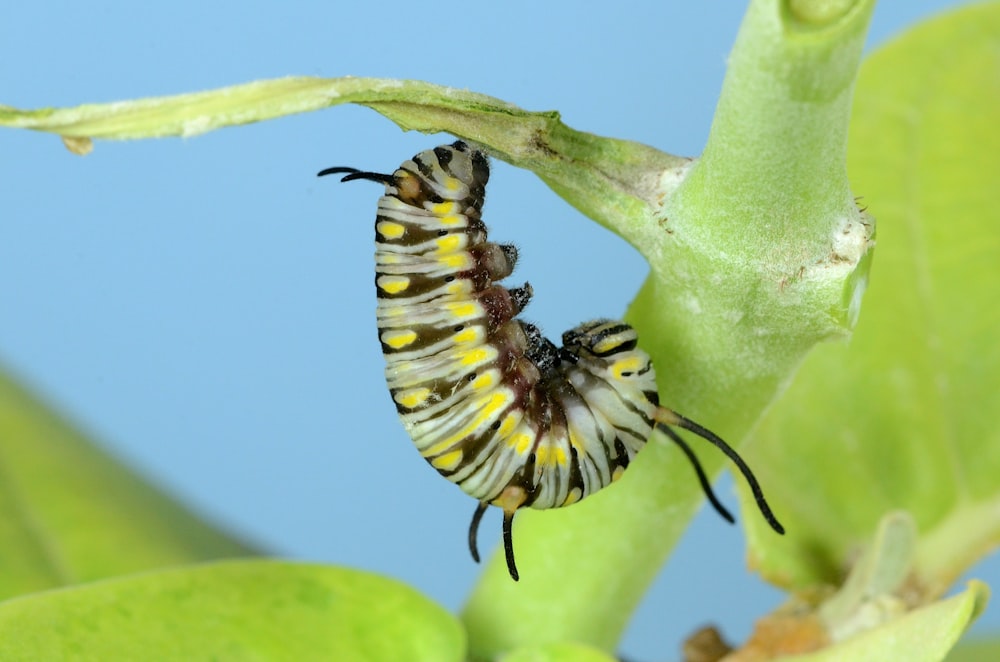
[319,141,784,581]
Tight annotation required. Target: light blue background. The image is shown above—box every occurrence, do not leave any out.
[1,1,993,659]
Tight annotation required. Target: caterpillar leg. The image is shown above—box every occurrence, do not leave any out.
[654,407,785,535]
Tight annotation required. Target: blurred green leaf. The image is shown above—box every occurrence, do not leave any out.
[783,581,988,662]
[500,641,618,662]
[0,560,464,661]
[0,366,253,599]
[741,0,1000,596]
[947,637,1000,662]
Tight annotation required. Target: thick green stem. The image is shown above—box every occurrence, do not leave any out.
[461,0,876,657]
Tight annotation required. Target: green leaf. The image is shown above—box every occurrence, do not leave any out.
[0,77,684,250]
[0,366,253,599]
[947,637,1000,662]
[782,581,989,662]
[500,642,618,662]
[0,560,464,661]
[741,0,1000,596]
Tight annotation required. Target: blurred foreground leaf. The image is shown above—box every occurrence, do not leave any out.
[500,641,618,662]
[784,581,988,662]
[0,560,464,661]
[947,637,1000,662]
[741,0,1000,598]
[0,366,253,600]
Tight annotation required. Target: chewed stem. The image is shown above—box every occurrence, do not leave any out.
[655,407,785,535]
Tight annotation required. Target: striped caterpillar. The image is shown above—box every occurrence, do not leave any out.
[319,141,783,580]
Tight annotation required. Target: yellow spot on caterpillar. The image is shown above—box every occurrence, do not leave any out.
[506,433,532,455]
[377,275,410,294]
[440,253,471,269]
[612,466,626,482]
[395,387,430,409]
[562,488,582,506]
[382,329,417,349]
[435,235,462,253]
[446,280,471,295]
[454,327,481,344]
[431,450,463,470]
[376,221,405,239]
[431,201,457,215]
[444,177,461,192]
[498,414,518,437]
[593,335,627,354]
[612,356,643,379]
[471,371,494,390]
[534,445,567,468]
[459,347,490,366]
[440,214,463,225]
[445,302,478,318]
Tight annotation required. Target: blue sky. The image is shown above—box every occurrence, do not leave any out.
[0,1,992,659]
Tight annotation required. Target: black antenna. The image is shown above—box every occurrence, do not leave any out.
[656,408,785,535]
[658,425,735,524]
[317,166,395,186]
[502,510,520,581]
[468,502,488,563]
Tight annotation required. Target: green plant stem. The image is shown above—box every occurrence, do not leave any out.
[461,0,876,658]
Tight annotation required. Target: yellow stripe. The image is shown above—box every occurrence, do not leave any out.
[612,356,643,379]
[505,432,533,455]
[424,391,510,455]
[498,412,519,437]
[431,450,463,470]
[562,488,582,506]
